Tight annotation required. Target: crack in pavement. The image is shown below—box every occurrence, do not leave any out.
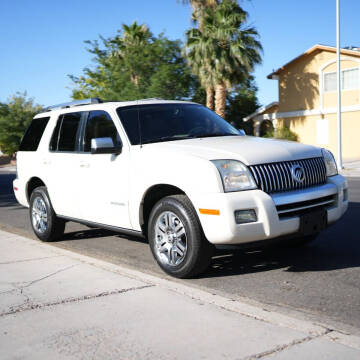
[0,284,154,317]
[0,255,63,265]
[240,328,333,360]
[21,264,78,289]
[0,264,77,295]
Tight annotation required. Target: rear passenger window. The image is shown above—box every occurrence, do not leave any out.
[19,117,50,151]
[50,112,82,152]
[84,110,121,152]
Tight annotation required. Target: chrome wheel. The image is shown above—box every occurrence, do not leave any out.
[154,211,187,266]
[32,196,48,234]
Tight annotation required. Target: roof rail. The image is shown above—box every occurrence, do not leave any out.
[45,98,102,111]
[136,98,164,101]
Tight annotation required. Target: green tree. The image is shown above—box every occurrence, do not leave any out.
[145,36,196,100]
[225,78,259,133]
[184,0,262,118]
[0,93,42,156]
[70,23,197,102]
[111,22,153,88]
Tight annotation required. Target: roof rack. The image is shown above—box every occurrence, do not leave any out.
[45,98,102,111]
[135,98,164,101]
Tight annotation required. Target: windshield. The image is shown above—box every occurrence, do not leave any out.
[116,103,241,145]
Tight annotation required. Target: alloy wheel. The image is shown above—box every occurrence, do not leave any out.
[154,211,187,266]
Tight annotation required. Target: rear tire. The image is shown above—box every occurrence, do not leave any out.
[148,195,213,278]
[29,186,65,242]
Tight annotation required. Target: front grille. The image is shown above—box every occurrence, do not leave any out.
[248,157,327,194]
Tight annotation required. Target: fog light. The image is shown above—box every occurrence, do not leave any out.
[343,188,348,202]
[234,209,257,224]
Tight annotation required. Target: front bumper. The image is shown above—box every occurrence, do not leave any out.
[190,174,348,245]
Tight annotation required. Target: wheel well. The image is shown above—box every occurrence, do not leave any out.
[141,184,185,234]
[27,177,45,202]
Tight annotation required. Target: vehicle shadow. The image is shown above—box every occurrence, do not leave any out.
[61,228,147,244]
[201,201,360,278]
[0,173,24,209]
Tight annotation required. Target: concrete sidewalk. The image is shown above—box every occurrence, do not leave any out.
[1,230,360,359]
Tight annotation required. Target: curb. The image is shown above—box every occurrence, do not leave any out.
[3,229,360,351]
[0,165,16,171]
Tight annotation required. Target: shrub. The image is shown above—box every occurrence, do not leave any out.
[0,93,42,156]
[264,126,298,142]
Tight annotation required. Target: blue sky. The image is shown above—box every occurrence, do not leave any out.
[0,0,359,107]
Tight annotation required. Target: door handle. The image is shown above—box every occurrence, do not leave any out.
[42,159,51,165]
[80,161,90,168]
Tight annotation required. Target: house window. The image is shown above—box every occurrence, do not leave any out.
[324,72,337,92]
[342,68,359,90]
[324,68,359,92]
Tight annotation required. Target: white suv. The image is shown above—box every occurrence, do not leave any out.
[14,98,348,278]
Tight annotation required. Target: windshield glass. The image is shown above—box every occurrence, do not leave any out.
[116,103,241,145]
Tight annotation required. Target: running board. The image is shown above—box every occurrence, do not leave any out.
[58,216,145,238]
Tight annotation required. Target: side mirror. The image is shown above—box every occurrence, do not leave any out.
[91,137,122,155]
[239,129,246,136]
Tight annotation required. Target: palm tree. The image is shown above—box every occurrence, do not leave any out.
[184,28,216,109]
[181,0,220,108]
[186,0,262,118]
[111,21,152,87]
[179,0,219,31]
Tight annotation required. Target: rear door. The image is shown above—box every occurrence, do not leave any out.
[45,112,84,218]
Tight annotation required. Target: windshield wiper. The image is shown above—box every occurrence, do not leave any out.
[190,133,240,139]
[141,135,194,144]
[141,133,240,144]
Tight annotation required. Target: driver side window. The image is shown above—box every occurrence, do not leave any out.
[83,110,122,152]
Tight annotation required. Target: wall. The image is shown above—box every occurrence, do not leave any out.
[322,59,360,108]
[274,49,360,160]
[281,111,360,161]
[278,50,360,113]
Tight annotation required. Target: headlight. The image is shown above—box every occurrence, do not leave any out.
[321,149,338,177]
[211,160,257,192]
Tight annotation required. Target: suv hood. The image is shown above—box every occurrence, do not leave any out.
[143,136,322,165]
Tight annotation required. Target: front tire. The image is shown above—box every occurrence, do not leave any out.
[148,195,213,278]
[29,186,65,242]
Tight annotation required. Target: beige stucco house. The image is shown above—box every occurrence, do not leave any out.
[245,44,360,161]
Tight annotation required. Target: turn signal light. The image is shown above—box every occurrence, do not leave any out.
[199,208,220,215]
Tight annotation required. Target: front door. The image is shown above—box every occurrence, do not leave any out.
[77,110,131,229]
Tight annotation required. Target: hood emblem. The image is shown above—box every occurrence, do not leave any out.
[291,164,305,183]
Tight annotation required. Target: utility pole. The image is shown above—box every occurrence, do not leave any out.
[336,0,343,169]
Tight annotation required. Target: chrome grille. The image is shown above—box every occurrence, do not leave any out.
[248,157,327,194]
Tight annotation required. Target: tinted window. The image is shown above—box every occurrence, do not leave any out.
[52,113,82,152]
[19,117,50,151]
[116,104,240,145]
[84,110,121,152]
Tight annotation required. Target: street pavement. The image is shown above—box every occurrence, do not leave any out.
[1,229,360,359]
[341,160,360,177]
[1,166,360,336]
